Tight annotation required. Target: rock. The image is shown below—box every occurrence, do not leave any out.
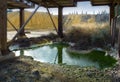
[32,70,40,76]
[86,71,93,77]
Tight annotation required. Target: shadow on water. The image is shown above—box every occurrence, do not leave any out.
[11,42,117,69]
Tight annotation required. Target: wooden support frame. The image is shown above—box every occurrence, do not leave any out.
[58,7,64,38]
[11,6,39,42]
[0,0,8,55]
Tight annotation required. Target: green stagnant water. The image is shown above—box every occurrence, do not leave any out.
[10,42,117,69]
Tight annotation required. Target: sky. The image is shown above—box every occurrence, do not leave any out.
[25,1,109,15]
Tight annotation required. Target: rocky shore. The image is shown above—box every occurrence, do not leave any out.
[0,55,120,82]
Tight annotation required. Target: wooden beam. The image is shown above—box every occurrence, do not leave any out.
[110,4,115,29]
[109,4,116,47]
[58,7,64,38]
[111,18,116,47]
[19,8,25,36]
[0,0,8,55]
[7,0,33,9]
[110,4,115,20]
[29,0,76,8]
[18,0,25,37]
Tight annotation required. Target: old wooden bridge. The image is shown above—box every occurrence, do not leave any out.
[0,0,120,60]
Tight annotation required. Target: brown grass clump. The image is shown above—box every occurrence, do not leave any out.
[64,22,110,49]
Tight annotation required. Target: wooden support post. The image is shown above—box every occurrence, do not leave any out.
[110,4,115,47]
[19,0,25,37]
[58,7,64,38]
[19,8,25,37]
[110,4,115,26]
[0,0,8,55]
[111,18,116,47]
[118,27,120,58]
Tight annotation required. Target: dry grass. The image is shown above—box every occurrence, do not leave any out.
[7,11,111,48]
[7,11,58,31]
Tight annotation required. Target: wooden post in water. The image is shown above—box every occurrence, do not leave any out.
[0,0,8,55]
[19,0,25,37]
[58,7,64,38]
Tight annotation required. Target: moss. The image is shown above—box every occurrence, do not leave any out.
[67,50,117,69]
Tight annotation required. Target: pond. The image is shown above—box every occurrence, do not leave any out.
[10,42,117,69]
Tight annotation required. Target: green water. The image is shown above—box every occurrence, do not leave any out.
[12,42,117,69]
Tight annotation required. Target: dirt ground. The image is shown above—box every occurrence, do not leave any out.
[0,55,120,82]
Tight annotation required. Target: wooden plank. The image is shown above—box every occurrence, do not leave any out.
[0,0,7,55]
[7,0,34,9]
[29,0,76,7]
[91,0,111,6]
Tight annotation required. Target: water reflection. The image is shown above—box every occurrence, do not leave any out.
[20,49,24,56]
[13,43,117,69]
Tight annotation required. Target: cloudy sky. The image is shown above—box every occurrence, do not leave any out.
[25,1,109,15]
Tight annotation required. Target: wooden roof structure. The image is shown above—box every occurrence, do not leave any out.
[91,0,120,6]
[91,0,111,6]
[7,0,34,9]
[27,0,120,8]
[29,0,77,7]
[7,0,120,9]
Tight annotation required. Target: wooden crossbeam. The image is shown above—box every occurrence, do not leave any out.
[7,0,34,9]
[29,0,77,8]
[91,0,111,6]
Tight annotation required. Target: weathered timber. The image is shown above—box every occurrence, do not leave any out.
[7,0,34,9]
[11,6,39,42]
[29,0,77,8]
[58,7,64,38]
[110,4,115,47]
[110,4,115,25]
[0,0,8,55]
[111,18,117,47]
[19,8,25,36]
